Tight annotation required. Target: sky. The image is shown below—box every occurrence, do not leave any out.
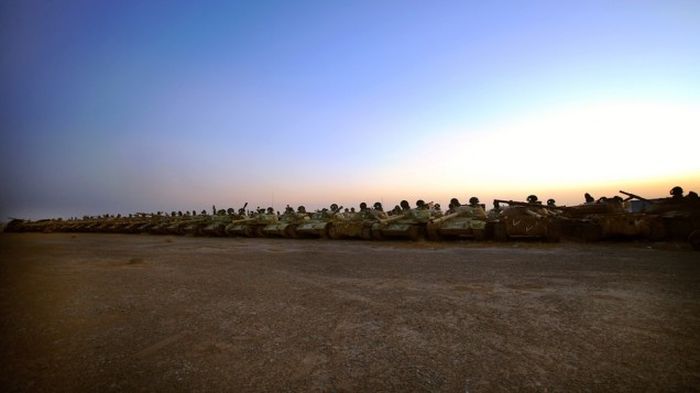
[1,0,699,219]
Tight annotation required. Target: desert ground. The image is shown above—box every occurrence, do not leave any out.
[0,233,698,392]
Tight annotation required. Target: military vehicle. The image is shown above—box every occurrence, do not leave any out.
[295,204,343,238]
[4,219,30,232]
[371,200,433,241]
[198,214,233,236]
[202,205,247,236]
[490,196,561,242]
[157,214,191,235]
[224,216,257,237]
[327,212,374,240]
[426,198,488,240]
[619,188,700,248]
[129,214,164,234]
[558,195,663,241]
[120,214,156,233]
[179,215,214,236]
[261,206,307,238]
[97,216,131,233]
[226,208,278,237]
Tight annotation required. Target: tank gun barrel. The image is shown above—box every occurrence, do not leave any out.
[494,199,557,209]
[430,211,461,224]
[378,214,405,225]
[619,190,651,202]
[230,217,256,224]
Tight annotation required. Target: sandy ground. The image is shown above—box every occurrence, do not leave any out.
[0,233,698,392]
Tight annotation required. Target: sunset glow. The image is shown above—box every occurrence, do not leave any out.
[1,1,698,218]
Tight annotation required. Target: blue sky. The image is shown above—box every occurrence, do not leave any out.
[1,0,699,218]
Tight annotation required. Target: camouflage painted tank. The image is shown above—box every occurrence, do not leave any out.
[371,201,433,241]
[99,217,132,233]
[69,218,100,232]
[261,206,308,238]
[181,214,221,236]
[326,206,377,240]
[158,214,192,235]
[200,212,237,237]
[226,208,278,237]
[121,215,156,233]
[295,205,343,238]
[145,215,170,234]
[225,216,256,237]
[426,198,488,240]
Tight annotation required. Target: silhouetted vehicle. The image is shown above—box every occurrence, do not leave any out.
[490,199,561,242]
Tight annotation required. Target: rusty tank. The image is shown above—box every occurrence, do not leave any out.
[490,196,561,242]
[558,195,663,241]
[619,188,700,248]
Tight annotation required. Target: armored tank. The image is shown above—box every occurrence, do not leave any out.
[426,198,488,240]
[295,204,343,238]
[199,213,234,236]
[158,214,192,235]
[327,207,375,240]
[134,214,167,234]
[98,216,131,233]
[490,196,561,242]
[559,195,663,241]
[226,208,278,237]
[4,219,30,232]
[225,216,257,237]
[121,214,156,233]
[261,206,307,238]
[65,217,96,232]
[371,200,432,241]
[619,188,700,248]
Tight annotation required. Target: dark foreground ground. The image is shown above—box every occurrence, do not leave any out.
[0,234,698,392]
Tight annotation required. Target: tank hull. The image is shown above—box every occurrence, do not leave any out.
[295,220,330,238]
[427,217,487,240]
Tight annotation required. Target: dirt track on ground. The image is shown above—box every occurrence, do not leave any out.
[0,233,699,392]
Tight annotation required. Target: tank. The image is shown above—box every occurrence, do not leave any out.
[619,190,700,248]
[371,206,432,241]
[225,211,278,237]
[147,216,171,234]
[559,196,663,241]
[33,218,65,233]
[159,216,192,235]
[326,210,375,240]
[4,219,30,232]
[180,215,220,236]
[99,217,132,233]
[200,214,236,236]
[224,216,257,237]
[426,205,488,240]
[135,215,168,234]
[121,215,156,233]
[490,199,561,242]
[261,209,307,238]
[295,207,342,238]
